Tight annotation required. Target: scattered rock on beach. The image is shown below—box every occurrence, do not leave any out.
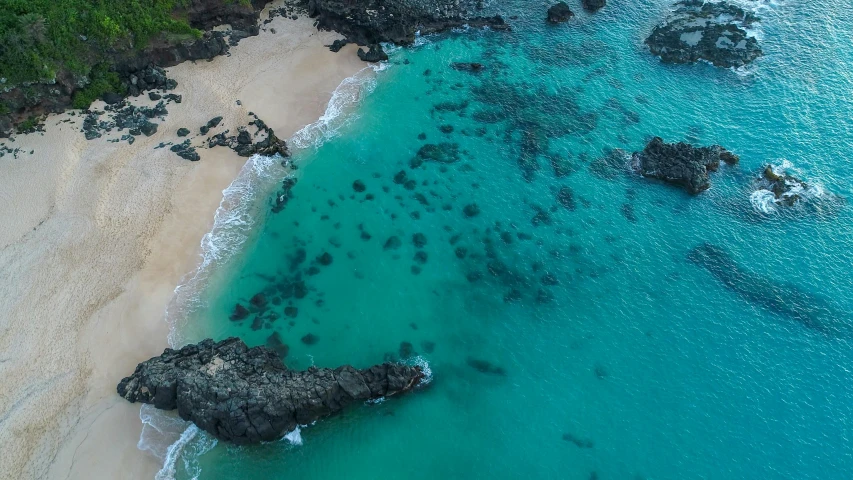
[170,140,200,161]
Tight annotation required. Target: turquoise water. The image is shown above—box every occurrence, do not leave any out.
[163,1,853,478]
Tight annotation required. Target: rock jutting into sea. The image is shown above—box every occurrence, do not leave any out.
[117,337,425,444]
[754,162,816,207]
[305,0,509,46]
[645,0,762,68]
[630,136,738,194]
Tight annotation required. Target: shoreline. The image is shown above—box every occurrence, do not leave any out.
[0,8,365,479]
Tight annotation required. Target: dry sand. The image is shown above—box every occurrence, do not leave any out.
[0,8,366,479]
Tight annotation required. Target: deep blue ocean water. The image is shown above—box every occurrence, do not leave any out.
[153,1,853,478]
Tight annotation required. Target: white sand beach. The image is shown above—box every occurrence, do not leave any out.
[0,9,365,479]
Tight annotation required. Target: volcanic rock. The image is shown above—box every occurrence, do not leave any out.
[117,338,424,443]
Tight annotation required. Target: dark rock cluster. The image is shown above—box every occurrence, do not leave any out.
[547,2,574,24]
[117,337,424,443]
[645,1,762,68]
[171,140,201,161]
[117,65,177,98]
[305,0,509,46]
[81,101,169,141]
[630,136,738,194]
[207,117,288,158]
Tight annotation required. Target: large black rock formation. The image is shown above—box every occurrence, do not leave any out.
[305,0,508,45]
[631,137,738,194]
[645,1,762,68]
[117,337,424,444]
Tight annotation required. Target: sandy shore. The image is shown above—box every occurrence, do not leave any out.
[0,8,365,479]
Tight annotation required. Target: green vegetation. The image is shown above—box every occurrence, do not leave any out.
[16,115,44,133]
[71,63,126,108]
[0,0,200,87]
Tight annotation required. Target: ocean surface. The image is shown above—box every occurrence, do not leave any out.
[147,1,853,478]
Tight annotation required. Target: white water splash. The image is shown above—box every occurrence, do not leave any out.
[290,65,381,150]
[283,426,303,446]
[411,356,434,386]
[154,424,217,480]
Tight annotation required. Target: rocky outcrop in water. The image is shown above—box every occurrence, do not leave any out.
[631,137,738,194]
[117,337,424,444]
[756,163,811,207]
[305,0,509,46]
[748,161,844,215]
[645,1,762,68]
[547,2,574,23]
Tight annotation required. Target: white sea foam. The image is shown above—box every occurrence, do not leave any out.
[749,188,778,214]
[749,159,828,214]
[365,396,386,405]
[290,65,380,150]
[154,424,218,480]
[138,405,192,460]
[411,356,434,386]
[283,426,303,446]
[165,152,280,347]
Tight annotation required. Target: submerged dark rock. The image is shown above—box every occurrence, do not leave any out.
[582,0,606,12]
[117,338,424,444]
[466,357,506,376]
[645,1,762,68]
[451,62,485,73]
[547,2,574,23]
[562,432,594,448]
[630,137,738,194]
[463,203,481,217]
[384,236,402,250]
[687,243,852,337]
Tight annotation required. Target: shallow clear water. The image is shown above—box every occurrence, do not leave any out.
[163,1,853,478]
